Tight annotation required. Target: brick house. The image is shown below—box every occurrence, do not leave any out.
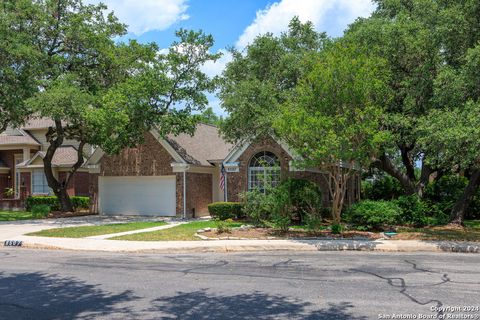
[88,123,360,217]
[0,118,91,209]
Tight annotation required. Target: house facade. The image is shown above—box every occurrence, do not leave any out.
[88,123,361,217]
[0,118,91,209]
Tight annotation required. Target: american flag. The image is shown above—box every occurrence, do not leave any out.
[219,164,226,191]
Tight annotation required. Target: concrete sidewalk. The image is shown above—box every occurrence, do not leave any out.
[86,222,186,240]
[5,235,480,254]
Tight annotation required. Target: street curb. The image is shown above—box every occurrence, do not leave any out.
[5,238,479,254]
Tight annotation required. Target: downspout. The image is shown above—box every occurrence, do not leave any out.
[183,171,187,219]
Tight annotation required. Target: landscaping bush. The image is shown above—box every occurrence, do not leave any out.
[344,200,403,231]
[240,190,274,225]
[277,178,323,223]
[330,223,343,234]
[207,202,243,220]
[362,175,403,200]
[395,195,428,227]
[26,196,90,211]
[215,218,233,234]
[31,204,50,218]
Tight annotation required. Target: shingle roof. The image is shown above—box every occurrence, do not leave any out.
[166,123,233,166]
[17,146,82,168]
[0,132,40,146]
[22,117,56,130]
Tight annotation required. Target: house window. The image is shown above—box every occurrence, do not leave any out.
[32,169,50,195]
[248,151,280,192]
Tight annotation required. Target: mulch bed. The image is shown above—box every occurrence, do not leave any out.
[201,227,382,240]
[46,211,98,219]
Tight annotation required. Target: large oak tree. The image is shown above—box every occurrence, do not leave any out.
[7,0,219,211]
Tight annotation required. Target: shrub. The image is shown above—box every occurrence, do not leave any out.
[240,190,274,226]
[344,200,403,231]
[395,195,428,227]
[215,218,233,234]
[31,204,50,218]
[304,213,323,233]
[277,178,323,223]
[330,223,343,234]
[26,196,90,211]
[362,175,403,200]
[207,202,243,220]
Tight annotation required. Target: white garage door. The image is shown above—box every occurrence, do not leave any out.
[99,176,176,216]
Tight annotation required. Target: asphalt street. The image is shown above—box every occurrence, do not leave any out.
[0,248,479,320]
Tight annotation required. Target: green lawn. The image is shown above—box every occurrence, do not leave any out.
[0,210,34,221]
[112,220,243,241]
[27,221,167,238]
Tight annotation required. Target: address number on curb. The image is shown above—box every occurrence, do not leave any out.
[4,240,23,247]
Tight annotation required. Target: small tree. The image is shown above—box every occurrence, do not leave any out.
[274,42,390,222]
[25,0,219,212]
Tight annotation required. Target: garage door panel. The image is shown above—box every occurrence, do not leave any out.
[99,176,176,216]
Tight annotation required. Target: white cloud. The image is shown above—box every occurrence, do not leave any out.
[201,49,233,78]
[88,0,189,36]
[236,0,375,49]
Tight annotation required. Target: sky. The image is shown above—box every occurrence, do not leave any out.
[89,0,376,115]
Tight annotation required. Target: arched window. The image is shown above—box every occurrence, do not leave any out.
[248,151,280,192]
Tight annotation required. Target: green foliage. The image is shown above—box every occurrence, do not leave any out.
[0,0,40,131]
[362,175,403,200]
[3,188,14,198]
[424,175,480,220]
[395,195,428,227]
[194,107,224,126]
[240,190,274,226]
[276,178,323,223]
[240,178,324,229]
[215,219,233,234]
[330,223,343,234]
[219,17,328,143]
[8,0,219,212]
[26,196,89,212]
[344,200,403,231]
[207,202,243,220]
[31,204,50,219]
[304,214,323,233]
[274,41,390,221]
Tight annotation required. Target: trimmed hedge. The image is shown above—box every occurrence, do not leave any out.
[25,196,90,212]
[208,202,243,220]
[31,204,51,218]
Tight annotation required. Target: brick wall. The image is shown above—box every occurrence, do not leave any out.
[225,136,360,208]
[58,171,90,197]
[100,132,175,177]
[73,172,89,196]
[0,150,22,196]
[226,136,292,202]
[186,173,212,217]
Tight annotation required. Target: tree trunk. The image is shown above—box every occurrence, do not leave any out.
[372,153,417,195]
[43,120,85,212]
[450,169,480,225]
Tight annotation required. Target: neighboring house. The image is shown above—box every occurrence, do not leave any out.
[0,118,91,209]
[87,123,360,217]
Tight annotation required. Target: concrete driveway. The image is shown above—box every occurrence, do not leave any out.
[0,215,169,242]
